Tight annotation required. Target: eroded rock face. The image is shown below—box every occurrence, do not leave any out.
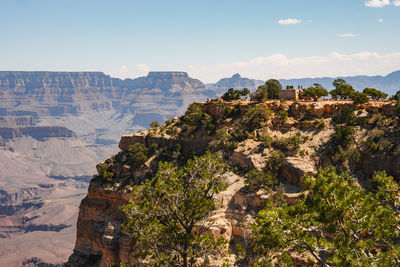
[66,171,264,267]
[280,157,316,187]
[0,71,209,128]
[0,126,77,141]
[65,183,134,267]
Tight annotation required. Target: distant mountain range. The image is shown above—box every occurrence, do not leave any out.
[208,71,400,96]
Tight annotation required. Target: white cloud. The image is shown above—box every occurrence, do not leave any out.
[378,18,384,22]
[365,0,391,7]
[339,33,358,37]
[394,0,400,6]
[186,52,400,82]
[278,18,302,25]
[364,0,390,7]
[119,65,129,74]
[307,19,313,23]
[136,64,150,73]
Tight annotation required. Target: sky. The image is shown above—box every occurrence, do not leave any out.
[0,0,399,82]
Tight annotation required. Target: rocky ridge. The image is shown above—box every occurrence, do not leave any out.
[66,99,400,266]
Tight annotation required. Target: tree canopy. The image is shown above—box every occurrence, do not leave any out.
[221,88,250,101]
[120,152,229,267]
[251,167,400,266]
[363,88,388,100]
[330,79,356,99]
[265,79,282,99]
[302,83,328,101]
[250,86,268,102]
[350,91,369,104]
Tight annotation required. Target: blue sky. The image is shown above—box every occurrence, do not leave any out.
[0,0,399,82]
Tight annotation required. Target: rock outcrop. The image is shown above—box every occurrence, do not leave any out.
[66,99,400,266]
[0,126,77,141]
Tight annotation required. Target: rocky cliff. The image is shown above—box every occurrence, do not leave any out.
[0,126,76,141]
[66,99,400,266]
[0,71,212,145]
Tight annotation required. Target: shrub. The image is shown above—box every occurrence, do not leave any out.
[183,103,205,126]
[128,143,149,170]
[158,144,182,164]
[265,79,282,99]
[350,91,369,104]
[330,79,356,99]
[390,90,400,100]
[250,86,268,102]
[257,128,272,148]
[222,88,250,101]
[275,110,288,122]
[96,162,114,182]
[272,136,301,156]
[265,151,286,174]
[363,88,388,100]
[210,128,238,153]
[183,103,214,130]
[243,105,272,131]
[245,169,278,193]
[165,119,172,126]
[365,129,385,151]
[150,120,160,128]
[317,119,326,129]
[332,125,355,149]
[333,108,358,126]
[302,83,328,101]
[334,146,360,171]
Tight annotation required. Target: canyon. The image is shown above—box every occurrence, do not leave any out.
[1,70,400,265]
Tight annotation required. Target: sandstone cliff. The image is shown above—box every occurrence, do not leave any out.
[66,99,400,266]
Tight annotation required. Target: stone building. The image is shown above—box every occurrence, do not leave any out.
[279,85,303,100]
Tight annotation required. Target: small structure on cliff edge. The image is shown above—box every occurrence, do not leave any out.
[279,85,304,101]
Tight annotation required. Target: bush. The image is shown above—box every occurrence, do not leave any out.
[210,128,238,153]
[365,129,385,152]
[390,90,400,100]
[363,88,388,100]
[243,105,272,131]
[250,86,268,102]
[272,136,301,156]
[150,120,160,128]
[221,88,250,101]
[128,143,149,170]
[257,128,272,148]
[332,125,355,149]
[350,91,369,104]
[334,146,360,171]
[245,169,278,193]
[183,103,213,130]
[302,83,328,101]
[317,119,326,129]
[330,79,355,99]
[96,162,114,182]
[265,79,282,99]
[333,108,358,126]
[265,151,286,174]
[157,144,182,164]
[275,110,288,122]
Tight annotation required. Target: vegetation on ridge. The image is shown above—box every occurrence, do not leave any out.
[95,78,400,266]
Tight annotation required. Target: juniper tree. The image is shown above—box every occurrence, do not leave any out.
[121,152,229,267]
